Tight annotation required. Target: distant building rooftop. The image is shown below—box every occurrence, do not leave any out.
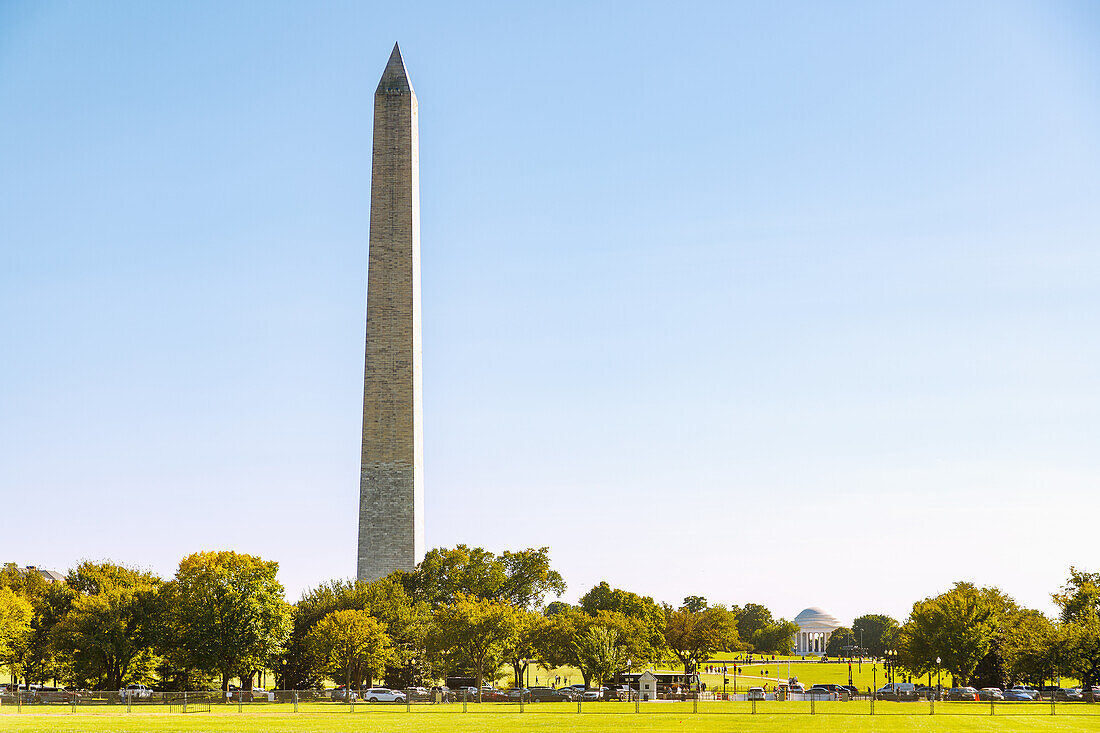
[10,565,65,583]
[794,606,841,631]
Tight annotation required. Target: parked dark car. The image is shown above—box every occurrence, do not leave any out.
[1038,685,1059,700]
[1053,688,1084,702]
[978,688,1003,701]
[946,687,979,701]
[330,686,357,701]
[811,683,852,699]
[914,686,940,700]
[526,686,569,702]
[33,687,81,704]
[805,687,837,700]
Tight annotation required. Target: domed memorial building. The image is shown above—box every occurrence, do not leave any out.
[793,607,841,654]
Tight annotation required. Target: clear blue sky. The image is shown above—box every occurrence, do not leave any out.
[2,1,1098,625]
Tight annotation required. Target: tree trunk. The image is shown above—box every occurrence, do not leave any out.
[476,656,483,702]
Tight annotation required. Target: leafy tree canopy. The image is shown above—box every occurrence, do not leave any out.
[663,604,740,673]
[734,603,773,643]
[579,582,667,659]
[898,582,1015,685]
[306,609,390,690]
[1053,567,1100,694]
[426,594,517,696]
[851,614,900,656]
[0,587,33,670]
[412,546,564,610]
[52,562,162,689]
[825,626,854,656]
[163,551,291,691]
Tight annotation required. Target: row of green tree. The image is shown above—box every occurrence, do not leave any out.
[4,550,1096,693]
[823,571,1100,691]
[0,546,796,691]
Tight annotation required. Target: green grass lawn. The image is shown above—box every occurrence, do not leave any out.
[700,659,899,693]
[3,701,1100,733]
[474,658,1074,695]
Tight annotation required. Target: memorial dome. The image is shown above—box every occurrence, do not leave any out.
[794,607,841,631]
[792,607,841,654]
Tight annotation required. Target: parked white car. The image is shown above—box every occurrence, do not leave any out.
[119,684,153,699]
[363,688,407,703]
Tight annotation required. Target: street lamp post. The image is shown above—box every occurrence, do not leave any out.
[936,657,941,697]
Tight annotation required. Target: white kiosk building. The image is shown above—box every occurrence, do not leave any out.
[793,607,841,654]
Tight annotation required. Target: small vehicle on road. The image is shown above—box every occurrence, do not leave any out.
[120,684,153,700]
[526,686,569,702]
[581,687,608,701]
[946,687,979,701]
[33,687,81,704]
[1004,686,1039,701]
[330,686,357,701]
[876,683,919,702]
[363,688,407,703]
[805,686,837,700]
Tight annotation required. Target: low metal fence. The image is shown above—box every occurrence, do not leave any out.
[2,689,1099,718]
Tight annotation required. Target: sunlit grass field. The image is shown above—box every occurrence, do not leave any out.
[535,658,957,693]
[4,701,1100,733]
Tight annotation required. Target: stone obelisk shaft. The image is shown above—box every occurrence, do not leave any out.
[357,44,424,582]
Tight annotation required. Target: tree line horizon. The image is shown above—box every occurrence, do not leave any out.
[1,546,1097,696]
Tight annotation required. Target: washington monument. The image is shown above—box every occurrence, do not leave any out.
[357,44,424,582]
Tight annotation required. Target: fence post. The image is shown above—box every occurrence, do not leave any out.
[463,690,467,712]
[811,696,815,715]
[752,697,756,715]
[127,689,132,713]
[990,697,994,716]
[183,691,187,714]
[869,693,873,716]
[238,694,243,713]
[519,691,524,713]
[16,690,21,713]
[930,695,934,715]
[635,692,640,713]
[577,698,582,714]
[693,694,698,714]
[293,691,298,713]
